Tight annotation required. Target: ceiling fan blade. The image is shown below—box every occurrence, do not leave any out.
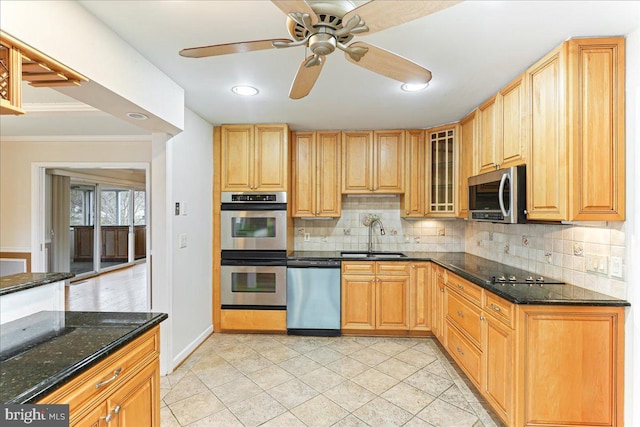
[179,39,292,58]
[344,42,432,85]
[289,56,325,99]
[342,1,461,35]
[271,0,318,25]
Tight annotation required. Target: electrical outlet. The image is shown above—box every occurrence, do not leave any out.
[586,253,608,274]
[179,233,187,248]
[437,228,445,236]
[611,256,623,278]
[304,233,310,242]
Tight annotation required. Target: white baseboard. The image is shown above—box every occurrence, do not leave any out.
[171,325,214,371]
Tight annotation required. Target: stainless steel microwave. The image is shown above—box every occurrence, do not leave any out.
[468,165,527,223]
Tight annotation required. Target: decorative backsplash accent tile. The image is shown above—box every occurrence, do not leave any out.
[293,196,465,253]
[465,221,627,299]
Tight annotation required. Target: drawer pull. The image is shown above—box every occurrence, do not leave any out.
[456,346,465,356]
[480,315,486,321]
[457,284,464,291]
[490,303,502,312]
[104,412,113,423]
[456,310,465,318]
[96,367,122,389]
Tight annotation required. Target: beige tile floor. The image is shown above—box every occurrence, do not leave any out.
[160,333,504,427]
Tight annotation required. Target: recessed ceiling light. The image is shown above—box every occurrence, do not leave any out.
[401,82,429,92]
[231,85,259,96]
[126,112,148,120]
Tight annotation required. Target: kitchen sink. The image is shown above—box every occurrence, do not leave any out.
[341,251,407,259]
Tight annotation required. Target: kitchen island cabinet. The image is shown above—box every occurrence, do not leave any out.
[1,310,166,427]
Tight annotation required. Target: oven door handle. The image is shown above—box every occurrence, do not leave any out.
[221,259,287,267]
[221,203,287,211]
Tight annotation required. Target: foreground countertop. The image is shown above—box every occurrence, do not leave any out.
[0,311,168,404]
[289,251,629,307]
[0,272,75,296]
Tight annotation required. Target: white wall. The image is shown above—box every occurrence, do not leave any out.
[623,24,639,427]
[0,137,151,251]
[166,109,213,368]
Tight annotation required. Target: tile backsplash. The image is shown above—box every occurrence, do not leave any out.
[293,196,627,300]
[293,196,465,253]
[465,221,627,299]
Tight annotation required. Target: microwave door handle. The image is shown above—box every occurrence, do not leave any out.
[498,173,509,218]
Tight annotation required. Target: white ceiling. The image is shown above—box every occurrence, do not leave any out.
[1,1,639,136]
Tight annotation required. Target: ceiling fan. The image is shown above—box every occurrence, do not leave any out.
[179,1,460,99]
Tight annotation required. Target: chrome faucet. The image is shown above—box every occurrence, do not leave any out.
[367,218,386,253]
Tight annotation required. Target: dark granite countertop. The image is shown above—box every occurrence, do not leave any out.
[0,311,167,404]
[0,273,75,296]
[288,251,630,307]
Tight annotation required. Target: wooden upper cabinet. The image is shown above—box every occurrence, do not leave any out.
[526,37,625,222]
[342,130,404,194]
[458,111,477,219]
[526,45,567,221]
[401,130,426,218]
[567,38,625,221]
[292,131,341,217]
[374,130,404,193]
[221,124,288,192]
[477,95,500,174]
[426,124,457,216]
[499,75,527,168]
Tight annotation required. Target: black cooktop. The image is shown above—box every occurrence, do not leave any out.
[434,253,564,286]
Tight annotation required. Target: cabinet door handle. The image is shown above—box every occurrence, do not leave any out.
[440,288,444,293]
[457,284,464,291]
[96,367,122,389]
[456,346,465,356]
[114,405,121,414]
[480,315,486,321]
[104,412,113,423]
[457,310,465,318]
[490,303,502,312]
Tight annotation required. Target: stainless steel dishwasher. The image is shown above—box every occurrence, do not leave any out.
[286,259,341,336]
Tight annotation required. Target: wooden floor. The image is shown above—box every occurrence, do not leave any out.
[65,262,149,312]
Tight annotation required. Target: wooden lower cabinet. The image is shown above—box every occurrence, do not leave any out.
[431,266,446,342]
[38,327,161,427]
[433,270,625,427]
[409,262,431,331]
[220,309,286,332]
[516,305,624,427]
[342,261,425,334]
[482,312,513,425]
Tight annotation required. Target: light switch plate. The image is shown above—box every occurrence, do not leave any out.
[179,233,187,248]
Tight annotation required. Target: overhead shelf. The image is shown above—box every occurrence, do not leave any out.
[0,31,88,115]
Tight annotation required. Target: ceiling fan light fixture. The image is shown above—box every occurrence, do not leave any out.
[401,82,429,92]
[231,85,259,96]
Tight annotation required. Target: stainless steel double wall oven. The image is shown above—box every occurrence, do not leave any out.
[220,192,287,309]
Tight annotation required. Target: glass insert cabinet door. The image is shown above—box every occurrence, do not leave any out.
[428,127,456,215]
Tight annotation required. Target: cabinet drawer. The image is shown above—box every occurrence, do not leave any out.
[446,321,481,387]
[446,291,482,347]
[376,262,410,276]
[446,273,483,306]
[484,292,515,328]
[342,261,375,274]
[39,327,159,417]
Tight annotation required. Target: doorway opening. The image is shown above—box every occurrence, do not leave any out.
[45,168,147,281]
